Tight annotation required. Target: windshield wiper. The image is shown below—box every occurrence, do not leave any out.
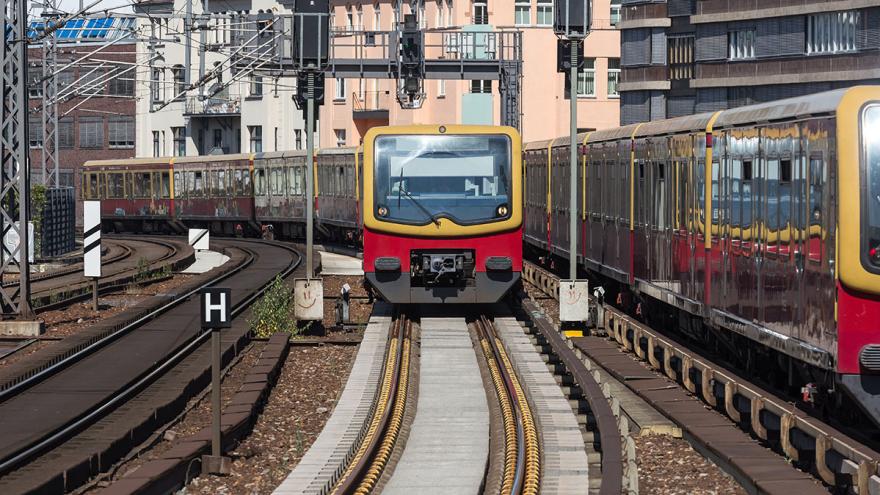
[400,185,441,226]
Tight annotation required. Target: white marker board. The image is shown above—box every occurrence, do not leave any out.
[83,201,101,278]
[294,278,323,321]
[559,279,589,322]
[2,221,33,264]
[189,228,210,251]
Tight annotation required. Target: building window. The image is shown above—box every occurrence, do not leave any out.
[108,65,134,96]
[536,0,552,26]
[610,0,621,27]
[576,58,595,97]
[28,66,43,98]
[515,0,530,26]
[172,65,185,99]
[80,66,105,95]
[473,0,488,25]
[807,10,859,54]
[28,121,42,148]
[249,125,262,152]
[607,58,620,97]
[151,67,162,103]
[471,79,491,93]
[79,117,104,149]
[374,3,381,29]
[334,129,346,147]
[153,130,160,157]
[108,117,135,148]
[335,78,346,100]
[59,118,74,149]
[420,2,426,28]
[295,129,303,150]
[438,79,446,97]
[250,75,263,97]
[172,126,186,156]
[437,0,445,28]
[669,35,694,80]
[357,4,364,30]
[346,5,354,31]
[728,28,755,60]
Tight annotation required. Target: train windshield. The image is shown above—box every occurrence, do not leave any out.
[864,105,880,269]
[373,134,511,225]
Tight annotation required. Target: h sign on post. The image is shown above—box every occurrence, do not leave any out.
[189,228,210,251]
[83,201,102,278]
[200,288,232,329]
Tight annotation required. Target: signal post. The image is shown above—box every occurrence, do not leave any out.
[554,0,591,336]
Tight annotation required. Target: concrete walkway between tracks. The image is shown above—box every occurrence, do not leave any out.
[382,317,489,495]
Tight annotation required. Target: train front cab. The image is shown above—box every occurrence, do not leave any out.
[362,125,522,304]
[835,87,880,420]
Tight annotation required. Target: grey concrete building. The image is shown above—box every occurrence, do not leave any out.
[618,0,880,125]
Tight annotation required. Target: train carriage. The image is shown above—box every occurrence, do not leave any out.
[254,150,309,237]
[316,146,361,242]
[528,86,880,423]
[363,124,522,304]
[172,154,254,234]
[82,157,173,233]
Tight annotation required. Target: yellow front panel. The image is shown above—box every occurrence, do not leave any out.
[837,86,880,294]
[362,125,523,237]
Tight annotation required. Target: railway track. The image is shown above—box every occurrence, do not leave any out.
[473,315,540,495]
[0,239,302,494]
[522,259,880,495]
[331,313,413,495]
[27,236,193,311]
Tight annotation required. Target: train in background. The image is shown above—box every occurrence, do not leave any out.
[83,124,523,304]
[525,86,880,425]
[82,149,361,242]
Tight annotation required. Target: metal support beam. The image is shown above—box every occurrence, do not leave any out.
[1,0,33,316]
[41,1,60,188]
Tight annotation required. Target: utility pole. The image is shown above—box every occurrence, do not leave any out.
[568,38,578,281]
[305,67,315,279]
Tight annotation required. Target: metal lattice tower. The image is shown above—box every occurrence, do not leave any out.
[41,0,60,188]
[0,0,33,316]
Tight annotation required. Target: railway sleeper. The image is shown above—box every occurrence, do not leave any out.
[603,307,880,494]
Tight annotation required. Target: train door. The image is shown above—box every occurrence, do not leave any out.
[793,124,808,342]
[755,128,767,324]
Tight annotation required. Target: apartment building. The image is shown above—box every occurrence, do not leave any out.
[134,0,307,158]
[27,15,138,224]
[619,0,880,124]
[321,0,622,146]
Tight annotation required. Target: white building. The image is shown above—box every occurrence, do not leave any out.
[134,0,308,157]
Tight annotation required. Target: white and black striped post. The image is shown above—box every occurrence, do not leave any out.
[83,201,102,312]
[189,228,210,251]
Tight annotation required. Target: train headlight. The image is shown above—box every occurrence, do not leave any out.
[496,204,509,217]
[377,205,388,217]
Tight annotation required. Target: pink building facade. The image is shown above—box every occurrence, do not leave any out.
[320,0,621,147]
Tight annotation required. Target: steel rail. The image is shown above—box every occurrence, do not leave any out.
[332,314,410,495]
[0,240,302,477]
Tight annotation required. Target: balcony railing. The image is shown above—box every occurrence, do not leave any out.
[184,94,242,116]
[696,51,880,83]
[620,65,669,84]
[621,3,668,24]
[353,90,392,113]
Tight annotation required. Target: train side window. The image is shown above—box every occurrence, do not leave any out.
[218,169,227,196]
[286,166,296,196]
[741,160,753,249]
[765,158,780,257]
[243,168,252,195]
[160,172,171,198]
[255,169,266,196]
[193,171,204,197]
[808,153,825,263]
[107,173,124,199]
[710,160,720,228]
[174,172,183,198]
[778,158,792,259]
[134,172,150,198]
[654,162,666,230]
[151,173,160,199]
[89,173,100,199]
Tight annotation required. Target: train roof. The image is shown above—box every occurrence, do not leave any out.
[523,138,556,152]
[82,157,170,167]
[634,111,718,138]
[318,146,359,156]
[713,87,850,129]
[174,153,251,164]
[587,123,642,144]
